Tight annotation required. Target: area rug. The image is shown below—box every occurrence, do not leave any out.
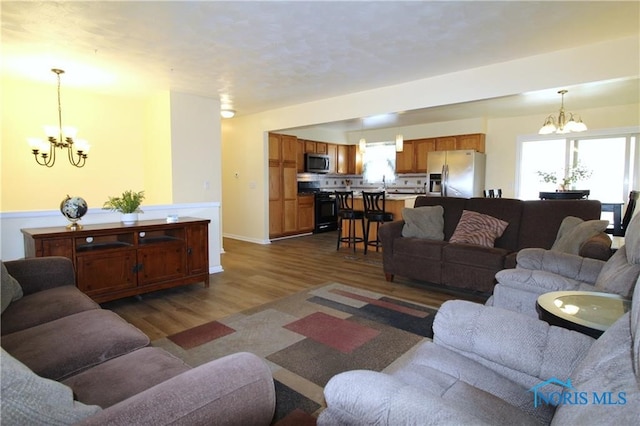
[152,282,438,424]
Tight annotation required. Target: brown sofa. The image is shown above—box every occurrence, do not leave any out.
[1,257,275,425]
[379,196,611,294]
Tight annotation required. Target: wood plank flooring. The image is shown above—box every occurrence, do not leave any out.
[103,231,487,340]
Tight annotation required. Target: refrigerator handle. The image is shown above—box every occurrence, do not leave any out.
[441,165,447,197]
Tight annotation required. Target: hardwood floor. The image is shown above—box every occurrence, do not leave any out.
[103,231,487,340]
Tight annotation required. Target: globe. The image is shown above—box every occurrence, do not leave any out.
[60,195,88,229]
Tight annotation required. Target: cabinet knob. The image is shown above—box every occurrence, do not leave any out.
[139,232,146,238]
[85,237,94,243]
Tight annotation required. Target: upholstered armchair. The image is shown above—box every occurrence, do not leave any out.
[319,278,640,425]
[488,212,640,317]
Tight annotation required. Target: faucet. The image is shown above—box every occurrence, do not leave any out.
[382,175,386,191]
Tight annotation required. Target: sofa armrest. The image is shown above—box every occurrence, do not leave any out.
[3,257,76,295]
[578,232,612,261]
[515,248,604,284]
[433,300,594,384]
[320,370,534,426]
[378,220,404,244]
[78,352,275,426]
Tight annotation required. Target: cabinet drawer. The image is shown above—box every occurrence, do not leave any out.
[41,238,73,258]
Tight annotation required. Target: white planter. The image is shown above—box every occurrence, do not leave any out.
[121,213,138,225]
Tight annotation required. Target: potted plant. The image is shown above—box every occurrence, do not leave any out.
[103,190,145,225]
[537,163,592,191]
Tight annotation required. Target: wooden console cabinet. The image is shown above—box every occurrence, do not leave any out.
[21,217,210,303]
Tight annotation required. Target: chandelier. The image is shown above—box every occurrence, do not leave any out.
[538,89,587,135]
[28,69,90,168]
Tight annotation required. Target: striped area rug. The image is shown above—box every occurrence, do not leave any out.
[152,283,438,424]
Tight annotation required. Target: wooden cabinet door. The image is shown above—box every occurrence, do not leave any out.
[268,133,281,162]
[282,135,298,163]
[138,242,186,285]
[435,136,456,151]
[347,145,361,175]
[186,223,209,276]
[415,138,435,173]
[327,143,337,173]
[315,142,328,154]
[269,164,281,201]
[304,140,316,153]
[283,200,298,233]
[269,200,283,237]
[297,140,305,173]
[76,249,137,296]
[395,141,415,173]
[456,134,486,152]
[337,145,348,174]
[297,195,314,232]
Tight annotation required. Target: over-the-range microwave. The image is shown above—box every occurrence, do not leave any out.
[304,153,330,174]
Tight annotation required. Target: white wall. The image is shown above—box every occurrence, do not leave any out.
[222,36,639,243]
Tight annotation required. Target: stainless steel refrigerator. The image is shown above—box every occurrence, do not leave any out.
[426,150,486,198]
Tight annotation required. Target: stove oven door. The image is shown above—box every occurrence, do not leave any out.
[314,195,338,233]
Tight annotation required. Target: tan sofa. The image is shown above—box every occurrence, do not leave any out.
[1,257,275,425]
[379,196,611,294]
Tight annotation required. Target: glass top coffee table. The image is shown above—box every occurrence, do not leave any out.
[537,291,631,338]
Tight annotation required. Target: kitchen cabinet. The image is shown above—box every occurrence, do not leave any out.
[336,145,362,175]
[21,218,210,303]
[327,143,337,173]
[395,141,415,174]
[269,132,299,238]
[337,145,348,174]
[297,194,314,233]
[397,134,484,173]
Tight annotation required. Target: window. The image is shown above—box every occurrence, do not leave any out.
[517,129,639,202]
[362,142,396,184]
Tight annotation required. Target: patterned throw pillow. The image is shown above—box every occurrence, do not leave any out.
[450,210,509,248]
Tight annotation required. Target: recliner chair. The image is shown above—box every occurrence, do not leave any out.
[488,212,640,317]
[319,276,640,425]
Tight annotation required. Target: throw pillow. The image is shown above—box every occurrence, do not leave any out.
[1,348,101,424]
[551,216,609,255]
[1,262,23,314]
[401,206,445,240]
[449,210,509,248]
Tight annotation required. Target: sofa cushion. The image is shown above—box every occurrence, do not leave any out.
[551,216,609,255]
[414,196,467,240]
[401,206,444,240]
[443,244,508,269]
[450,210,508,248]
[1,348,101,424]
[1,263,23,314]
[1,285,100,336]
[394,237,445,260]
[63,347,191,408]
[2,310,150,381]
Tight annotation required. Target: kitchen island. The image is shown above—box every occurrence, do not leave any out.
[339,194,417,251]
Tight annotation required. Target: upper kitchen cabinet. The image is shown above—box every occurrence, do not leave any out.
[338,145,361,175]
[435,136,457,151]
[270,133,297,164]
[456,134,485,152]
[327,143,337,174]
[395,141,415,174]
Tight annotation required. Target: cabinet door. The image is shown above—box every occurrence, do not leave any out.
[282,135,298,163]
[76,249,137,296]
[269,164,281,201]
[456,134,485,152]
[327,143,337,173]
[297,195,314,232]
[186,223,209,276]
[138,243,186,285]
[435,136,456,151]
[269,200,283,237]
[304,140,316,153]
[268,133,281,162]
[297,140,305,173]
[315,142,328,154]
[347,145,359,175]
[337,145,348,174]
[395,141,415,173]
[415,139,435,173]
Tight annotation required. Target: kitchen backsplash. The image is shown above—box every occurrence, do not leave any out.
[298,173,428,193]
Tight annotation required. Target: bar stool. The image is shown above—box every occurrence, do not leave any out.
[335,191,365,252]
[362,191,394,254]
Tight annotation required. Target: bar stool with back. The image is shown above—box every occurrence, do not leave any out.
[335,191,365,252]
[362,191,394,254]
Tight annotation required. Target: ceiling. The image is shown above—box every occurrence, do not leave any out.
[2,1,639,133]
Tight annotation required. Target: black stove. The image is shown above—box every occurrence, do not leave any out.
[297,182,338,233]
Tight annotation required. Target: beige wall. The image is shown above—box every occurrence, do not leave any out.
[221,36,639,243]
